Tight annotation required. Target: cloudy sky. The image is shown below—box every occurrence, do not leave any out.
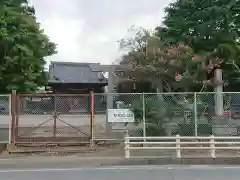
[29,0,173,65]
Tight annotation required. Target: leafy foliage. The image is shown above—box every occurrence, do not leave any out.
[0,0,56,93]
[117,0,240,135]
[119,1,240,92]
[132,94,195,136]
[156,0,240,91]
[119,27,211,92]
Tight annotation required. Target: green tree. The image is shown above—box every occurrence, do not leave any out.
[118,28,198,136]
[0,0,56,93]
[130,93,208,136]
[157,0,240,91]
[119,27,209,92]
[118,27,214,136]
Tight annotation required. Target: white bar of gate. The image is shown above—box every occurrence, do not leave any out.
[124,134,240,159]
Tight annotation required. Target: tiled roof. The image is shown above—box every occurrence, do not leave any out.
[48,61,108,84]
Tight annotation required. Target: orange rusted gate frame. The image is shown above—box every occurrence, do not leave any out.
[11,90,95,145]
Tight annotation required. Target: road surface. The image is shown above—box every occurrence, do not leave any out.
[0,165,240,180]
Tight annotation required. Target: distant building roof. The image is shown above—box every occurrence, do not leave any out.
[48,61,108,84]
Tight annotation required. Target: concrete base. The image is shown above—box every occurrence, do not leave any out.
[0,143,6,153]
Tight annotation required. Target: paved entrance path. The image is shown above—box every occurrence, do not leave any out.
[0,165,240,180]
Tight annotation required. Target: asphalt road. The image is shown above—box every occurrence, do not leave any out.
[1,165,240,180]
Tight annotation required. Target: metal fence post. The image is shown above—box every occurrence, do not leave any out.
[142,93,146,140]
[11,90,16,145]
[53,94,57,137]
[194,92,198,136]
[90,91,95,148]
[8,94,11,144]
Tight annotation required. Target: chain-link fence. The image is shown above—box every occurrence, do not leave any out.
[15,94,91,144]
[10,92,240,145]
[197,92,240,136]
[142,93,195,137]
[0,95,11,144]
[92,92,240,141]
[93,93,143,141]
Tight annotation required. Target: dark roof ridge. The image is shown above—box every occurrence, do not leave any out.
[50,61,100,66]
[48,61,107,84]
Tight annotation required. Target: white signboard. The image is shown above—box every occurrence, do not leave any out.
[107,109,135,123]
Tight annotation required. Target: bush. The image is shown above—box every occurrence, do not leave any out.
[176,124,212,136]
[132,94,194,136]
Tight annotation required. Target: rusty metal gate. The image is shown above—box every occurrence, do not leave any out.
[12,92,93,145]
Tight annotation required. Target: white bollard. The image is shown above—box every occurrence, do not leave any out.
[209,135,216,158]
[176,134,181,158]
[125,131,130,159]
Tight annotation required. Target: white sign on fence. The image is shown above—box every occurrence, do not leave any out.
[107,109,135,123]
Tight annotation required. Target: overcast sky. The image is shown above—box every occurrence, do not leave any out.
[29,0,173,65]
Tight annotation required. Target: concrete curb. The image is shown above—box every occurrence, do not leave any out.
[2,156,240,167]
[106,157,240,166]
